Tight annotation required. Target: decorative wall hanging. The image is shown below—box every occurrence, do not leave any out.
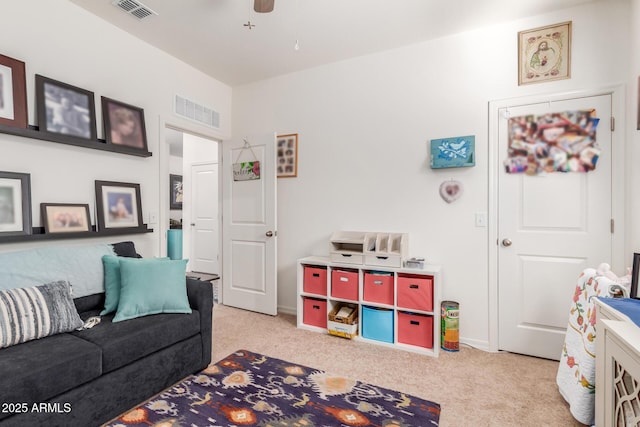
[504,109,600,175]
[233,138,261,181]
[169,174,183,210]
[277,133,298,177]
[35,74,97,141]
[439,180,463,204]
[0,53,27,129]
[41,203,91,234]
[518,21,571,85]
[0,171,31,236]
[95,180,143,231]
[102,97,148,153]
[430,135,475,169]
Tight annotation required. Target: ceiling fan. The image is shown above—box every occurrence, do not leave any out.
[254,0,275,13]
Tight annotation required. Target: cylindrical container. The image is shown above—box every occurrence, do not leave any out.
[167,229,183,260]
[441,301,459,352]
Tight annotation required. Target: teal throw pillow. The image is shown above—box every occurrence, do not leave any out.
[100,255,121,315]
[112,258,191,322]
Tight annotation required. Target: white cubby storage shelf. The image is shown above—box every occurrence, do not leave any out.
[297,255,442,357]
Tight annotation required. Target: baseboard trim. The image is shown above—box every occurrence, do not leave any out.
[277,305,296,315]
[460,337,491,352]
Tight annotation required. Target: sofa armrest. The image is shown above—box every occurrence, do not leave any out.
[186,277,213,369]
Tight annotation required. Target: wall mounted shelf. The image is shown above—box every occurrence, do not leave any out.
[0,124,152,157]
[0,225,153,244]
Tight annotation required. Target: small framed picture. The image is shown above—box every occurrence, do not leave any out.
[170,174,183,210]
[518,21,571,85]
[0,53,28,128]
[41,203,91,234]
[631,253,640,299]
[0,171,31,237]
[95,180,143,231]
[101,97,148,152]
[277,133,298,178]
[35,74,97,141]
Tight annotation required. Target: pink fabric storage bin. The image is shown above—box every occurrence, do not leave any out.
[303,297,327,328]
[397,275,433,312]
[397,311,433,349]
[331,269,359,301]
[303,266,327,295]
[363,272,394,305]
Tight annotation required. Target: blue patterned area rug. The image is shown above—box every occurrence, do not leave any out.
[104,349,440,426]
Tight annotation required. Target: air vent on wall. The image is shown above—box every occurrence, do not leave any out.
[112,0,158,20]
[174,95,220,129]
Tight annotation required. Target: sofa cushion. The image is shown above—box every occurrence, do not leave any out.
[113,258,191,322]
[0,333,102,410]
[0,281,84,349]
[111,241,143,258]
[72,309,200,373]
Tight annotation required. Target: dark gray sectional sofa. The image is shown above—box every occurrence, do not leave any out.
[0,242,213,427]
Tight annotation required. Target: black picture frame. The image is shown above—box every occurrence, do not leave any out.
[0,171,31,237]
[170,174,183,210]
[41,203,91,234]
[95,180,143,231]
[630,253,640,299]
[0,53,28,129]
[35,74,97,142]
[101,96,148,153]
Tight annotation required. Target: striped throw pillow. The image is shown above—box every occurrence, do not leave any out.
[0,281,84,349]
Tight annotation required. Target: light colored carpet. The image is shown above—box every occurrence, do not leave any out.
[212,304,585,427]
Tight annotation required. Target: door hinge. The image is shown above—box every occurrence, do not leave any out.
[611,218,614,233]
[611,116,615,132]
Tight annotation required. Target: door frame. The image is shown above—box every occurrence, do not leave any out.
[189,161,220,274]
[487,86,625,352]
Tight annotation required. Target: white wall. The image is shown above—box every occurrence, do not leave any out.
[232,1,630,348]
[629,0,640,263]
[0,0,231,256]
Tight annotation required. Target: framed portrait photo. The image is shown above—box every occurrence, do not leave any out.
[0,171,31,237]
[277,133,298,178]
[0,54,27,128]
[41,203,91,234]
[170,174,183,210]
[35,74,97,141]
[102,97,148,152]
[95,180,143,231]
[518,21,571,85]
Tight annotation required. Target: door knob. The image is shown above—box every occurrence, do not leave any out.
[265,231,274,237]
[502,238,512,247]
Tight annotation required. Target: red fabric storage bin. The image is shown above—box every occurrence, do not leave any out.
[303,297,327,328]
[331,269,359,301]
[397,311,433,349]
[363,272,394,305]
[303,266,327,295]
[397,275,433,312]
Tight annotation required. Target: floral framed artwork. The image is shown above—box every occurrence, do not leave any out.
[0,54,28,129]
[277,133,298,178]
[102,96,148,152]
[518,21,571,85]
[170,174,183,210]
[41,203,91,234]
[430,135,475,169]
[35,74,97,141]
[95,180,143,231]
[0,171,31,237]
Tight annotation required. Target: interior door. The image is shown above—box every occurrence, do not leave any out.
[221,133,277,315]
[497,94,612,360]
[190,162,219,274]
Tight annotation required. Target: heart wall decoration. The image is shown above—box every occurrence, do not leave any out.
[439,180,463,203]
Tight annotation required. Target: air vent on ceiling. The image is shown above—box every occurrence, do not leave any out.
[112,0,158,20]
[174,95,220,129]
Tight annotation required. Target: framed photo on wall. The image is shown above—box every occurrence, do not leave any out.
[95,180,143,231]
[631,253,640,299]
[170,174,183,210]
[41,203,91,234]
[518,21,571,85]
[0,54,28,129]
[35,74,97,141]
[0,171,31,237]
[277,133,298,178]
[102,97,148,152]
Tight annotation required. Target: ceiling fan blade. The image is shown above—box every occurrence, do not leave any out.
[254,0,274,13]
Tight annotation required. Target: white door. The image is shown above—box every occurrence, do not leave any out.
[497,94,612,360]
[190,162,219,274]
[222,134,277,315]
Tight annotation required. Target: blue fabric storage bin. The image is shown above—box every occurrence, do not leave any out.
[362,305,394,343]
